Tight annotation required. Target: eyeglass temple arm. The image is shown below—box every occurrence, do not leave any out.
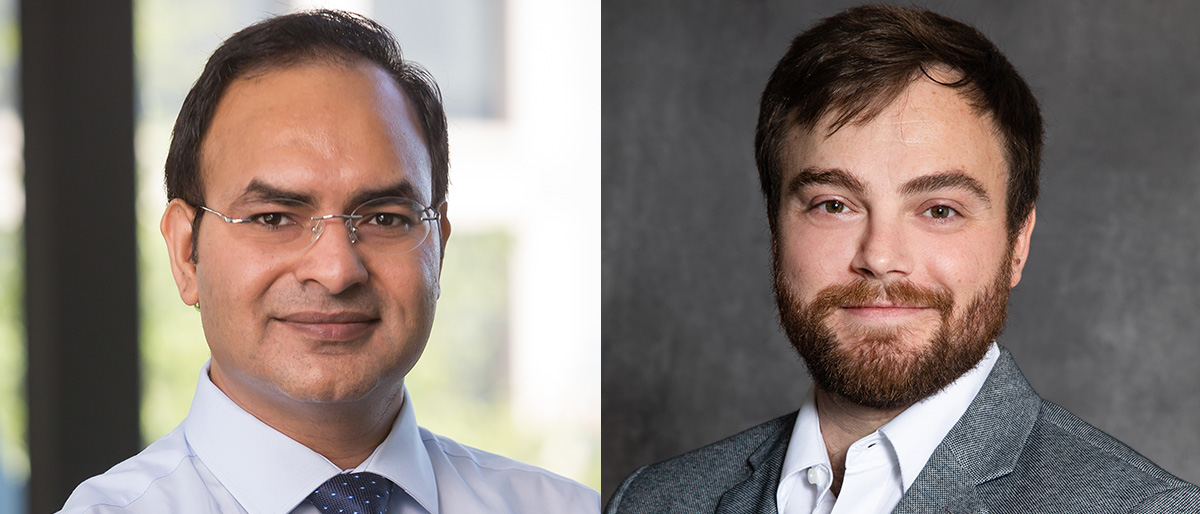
[199,205,252,224]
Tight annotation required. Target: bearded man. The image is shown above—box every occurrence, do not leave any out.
[606,5,1200,513]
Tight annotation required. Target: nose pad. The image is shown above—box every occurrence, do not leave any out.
[308,216,362,246]
[293,214,369,293]
[300,218,326,254]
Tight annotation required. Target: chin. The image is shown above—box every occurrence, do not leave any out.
[833,322,937,355]
[270,364,384,404]
[283,381,380,404]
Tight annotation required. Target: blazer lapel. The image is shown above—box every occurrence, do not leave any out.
[892,446,987,514]
[715,414,794,514]
[893,347,1041,514]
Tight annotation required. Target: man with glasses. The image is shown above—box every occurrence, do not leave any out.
[59,10,597,514]
[607,5,1200,513]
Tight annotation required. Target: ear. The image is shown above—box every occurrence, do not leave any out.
[428,201,452,299]
[161,199,200,306]
[436,201,451,267]
[1008,206,1036,288]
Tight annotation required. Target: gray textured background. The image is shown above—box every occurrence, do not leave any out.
[602,0,1200,501]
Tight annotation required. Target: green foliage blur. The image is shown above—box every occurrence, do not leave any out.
[0,0,24,488]
[0,228,24,481]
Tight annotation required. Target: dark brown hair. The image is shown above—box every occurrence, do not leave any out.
[165,9,448,259]
[755,4,1041,240]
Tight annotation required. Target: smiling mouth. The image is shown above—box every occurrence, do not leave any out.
[275,312,380,341]
[840,304,932,320]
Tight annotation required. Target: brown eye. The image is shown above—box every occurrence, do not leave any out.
[822,200,845,214]
[927,205,956,219]
[369,212,415,228]
[250,212,292,226]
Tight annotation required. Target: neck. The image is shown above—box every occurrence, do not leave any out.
[814,388,908,496]
[210,367,404,470]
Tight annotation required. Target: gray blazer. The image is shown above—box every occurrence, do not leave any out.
[607,347,1200,513]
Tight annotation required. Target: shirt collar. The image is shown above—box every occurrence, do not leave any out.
[357,386,439,513]
[779,388,829,487]
[183,361,440,514]
[880,342,999,490]
[779,342,1000,493]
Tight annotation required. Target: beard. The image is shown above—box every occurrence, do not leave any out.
[774,249,1013,410]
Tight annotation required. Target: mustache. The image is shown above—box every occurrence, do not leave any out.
[805,279,954,318]
[270,287,382,318]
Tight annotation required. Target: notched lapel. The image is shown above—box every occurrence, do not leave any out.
[893,347,1040,514]
[891,448,987,514]
[715,415,793,514]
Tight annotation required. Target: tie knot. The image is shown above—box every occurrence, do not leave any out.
[308,472,393,514]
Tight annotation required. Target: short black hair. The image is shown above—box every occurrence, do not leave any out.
[756,4,1042,241]
[165,9,448,259]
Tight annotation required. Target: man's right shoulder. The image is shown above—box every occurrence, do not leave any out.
[605,412,795,514]
[57,426,235,514]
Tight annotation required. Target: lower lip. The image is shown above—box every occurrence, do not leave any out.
[276,319,378,341]
[841,307,931,320]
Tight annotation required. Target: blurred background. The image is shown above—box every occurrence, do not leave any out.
[1,0,598,511]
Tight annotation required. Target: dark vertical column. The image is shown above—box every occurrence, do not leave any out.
[21,0,139,512]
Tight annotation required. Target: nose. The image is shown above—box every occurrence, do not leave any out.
[292,217,369,294]
[850,216,913,280]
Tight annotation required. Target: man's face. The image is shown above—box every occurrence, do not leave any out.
[162,60,450,411]
[773,77,1034,409]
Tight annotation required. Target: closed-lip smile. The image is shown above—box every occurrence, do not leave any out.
[841,302,929,320]
[275,311,380,341]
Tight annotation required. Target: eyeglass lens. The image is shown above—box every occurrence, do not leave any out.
[220,196,435,256]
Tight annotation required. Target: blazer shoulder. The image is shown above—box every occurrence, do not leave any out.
[1035,400,1188,483]
[983,398,1200,512]
[606,413,795,514]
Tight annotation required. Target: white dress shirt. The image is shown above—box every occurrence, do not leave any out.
[59,362,599,514]
[776,343,1000,514]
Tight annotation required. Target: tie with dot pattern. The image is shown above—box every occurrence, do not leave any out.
[307,472,393,514]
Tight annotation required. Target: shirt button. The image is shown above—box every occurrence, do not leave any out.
[807,466,826,486]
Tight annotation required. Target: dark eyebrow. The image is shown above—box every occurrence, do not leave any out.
[899,171,991,205]
[231,179,424,210]
[786,167,867,197]
[347,181,421,208]
[233,179,317,207]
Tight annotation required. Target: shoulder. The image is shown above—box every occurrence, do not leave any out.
[983,398,1200,513]
[57,426,217,514]
[418,427,599,513]
[606,413,795,514]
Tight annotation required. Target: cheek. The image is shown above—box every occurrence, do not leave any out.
[415,244,443,289]
[197,251,277,304]
[912,230,1006,292]
[194,240,283,352]
[776,219,857,292]
[372,245,443,311]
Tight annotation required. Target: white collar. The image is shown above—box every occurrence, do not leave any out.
[881,343,999,489]
[183,361,441,514]
[780,342,1000,492]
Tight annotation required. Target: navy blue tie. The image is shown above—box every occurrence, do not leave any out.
[307,472,393,514]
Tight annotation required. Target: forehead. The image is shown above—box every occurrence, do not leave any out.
[784,78,1006,194]
[199,60,433,206]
